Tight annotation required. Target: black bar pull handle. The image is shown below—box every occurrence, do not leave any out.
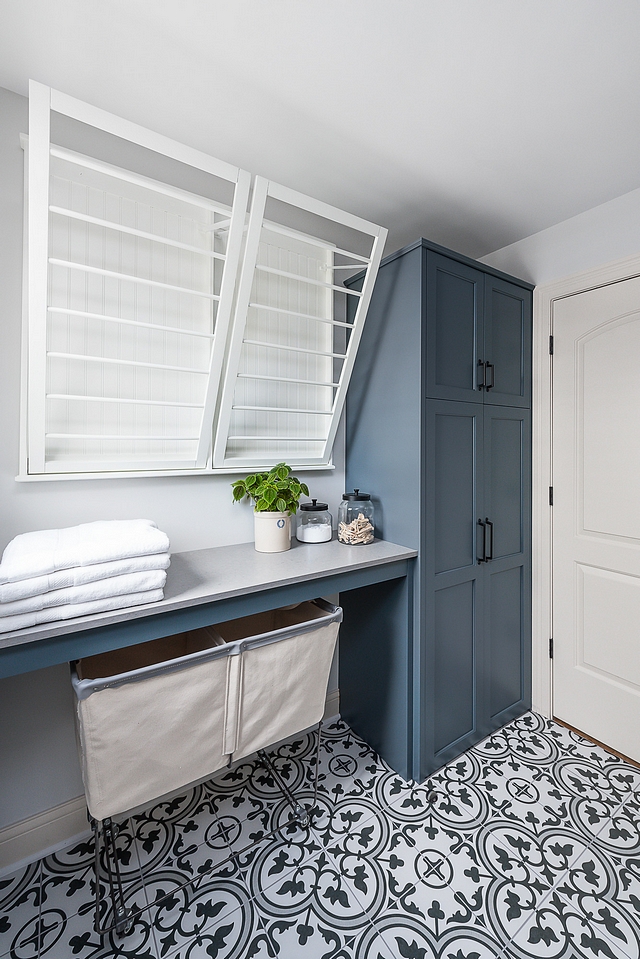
[477,519,486,563]
[477,359,485,390]
[485,361,495,391]
[485,518,494,560]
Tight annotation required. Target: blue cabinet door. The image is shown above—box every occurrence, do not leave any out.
[482,405,532,727]
[423,400,487,772]
[483,276,532,408]
[425,252,485,404]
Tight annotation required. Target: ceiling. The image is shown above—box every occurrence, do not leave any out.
[1,0,639,259]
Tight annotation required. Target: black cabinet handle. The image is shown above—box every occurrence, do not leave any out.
[477,519,486,563]
[477,359,485,390]
[485,518,493,560]
[485,361,495,391]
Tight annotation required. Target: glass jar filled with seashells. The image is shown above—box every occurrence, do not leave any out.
[337,490,375,545]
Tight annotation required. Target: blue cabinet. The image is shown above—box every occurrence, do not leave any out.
[341,239,533,782]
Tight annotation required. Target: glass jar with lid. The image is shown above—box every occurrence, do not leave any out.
[296,499,333,543]
[337,490,375,545]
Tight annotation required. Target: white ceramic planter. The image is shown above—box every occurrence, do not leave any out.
[254,511,291,552]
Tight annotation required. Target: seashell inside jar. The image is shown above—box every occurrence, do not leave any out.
[337,490,375,545]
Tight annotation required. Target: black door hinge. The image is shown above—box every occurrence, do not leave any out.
[549,335,554,355]
[549,637,554,659]
[549,486,553,506]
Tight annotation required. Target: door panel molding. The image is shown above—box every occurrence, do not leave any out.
[533,252,640,718]
[578,310,640,540]
[576,562,640,690]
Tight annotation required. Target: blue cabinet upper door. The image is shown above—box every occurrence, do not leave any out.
[483,275,532,408]
[425,252,484,404]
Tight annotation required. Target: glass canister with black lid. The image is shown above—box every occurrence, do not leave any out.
[337,490,375,545]
[296,499,333,543]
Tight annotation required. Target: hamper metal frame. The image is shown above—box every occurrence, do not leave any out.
[72,598,340,941]
[90,721,324,940]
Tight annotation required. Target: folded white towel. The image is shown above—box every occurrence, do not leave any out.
[0,589,165,634]
[0,569,167,616]
[0,520,170,585]
[0,553,171,604]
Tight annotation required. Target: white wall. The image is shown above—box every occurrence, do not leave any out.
[0,86,345,832]
[480,186,640,285]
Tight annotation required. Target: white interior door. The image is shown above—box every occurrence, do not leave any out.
[553,276,640,761]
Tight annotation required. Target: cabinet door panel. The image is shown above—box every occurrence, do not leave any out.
[483,405,531,728]
[484,276,532,408]
[434,410,479,573]
[434,580,476,753]
[424,400,485,773]
[483,408,531,560]
[487,563,525,719]
[426,252,484,403]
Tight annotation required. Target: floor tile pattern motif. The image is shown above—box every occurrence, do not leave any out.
[2,712,640,958]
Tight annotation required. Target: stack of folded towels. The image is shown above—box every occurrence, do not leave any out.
[0,519,170,634]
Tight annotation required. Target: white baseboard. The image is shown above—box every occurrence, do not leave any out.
[0,686,342,875]
[0,795,90,877]
[323,687,340,722]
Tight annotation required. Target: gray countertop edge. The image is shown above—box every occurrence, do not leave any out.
[0,538,417,651]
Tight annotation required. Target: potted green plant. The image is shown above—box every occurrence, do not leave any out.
[231,463,309,552]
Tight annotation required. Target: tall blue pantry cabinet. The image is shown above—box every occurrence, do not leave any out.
[339,239,533,783]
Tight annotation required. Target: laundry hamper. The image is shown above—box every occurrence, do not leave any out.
[71,599,341,822]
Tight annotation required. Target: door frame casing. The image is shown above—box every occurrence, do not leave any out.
[532,251,640,717]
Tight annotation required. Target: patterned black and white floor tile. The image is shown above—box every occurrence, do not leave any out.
[2,713,640,959]
[0,862,42,959]
[502,886,640,959]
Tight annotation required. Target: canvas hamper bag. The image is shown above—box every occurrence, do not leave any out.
[72,627,233,821]
[71,600,341,821]
[212,599,342,761]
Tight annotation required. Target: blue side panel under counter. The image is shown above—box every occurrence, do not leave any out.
[340,574,414,781]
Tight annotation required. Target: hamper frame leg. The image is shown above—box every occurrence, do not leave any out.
[258,749,310,826]
[91,817,133,939]
[92,818,101,939]
[310,719,322,819]
[257,720,324,828]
